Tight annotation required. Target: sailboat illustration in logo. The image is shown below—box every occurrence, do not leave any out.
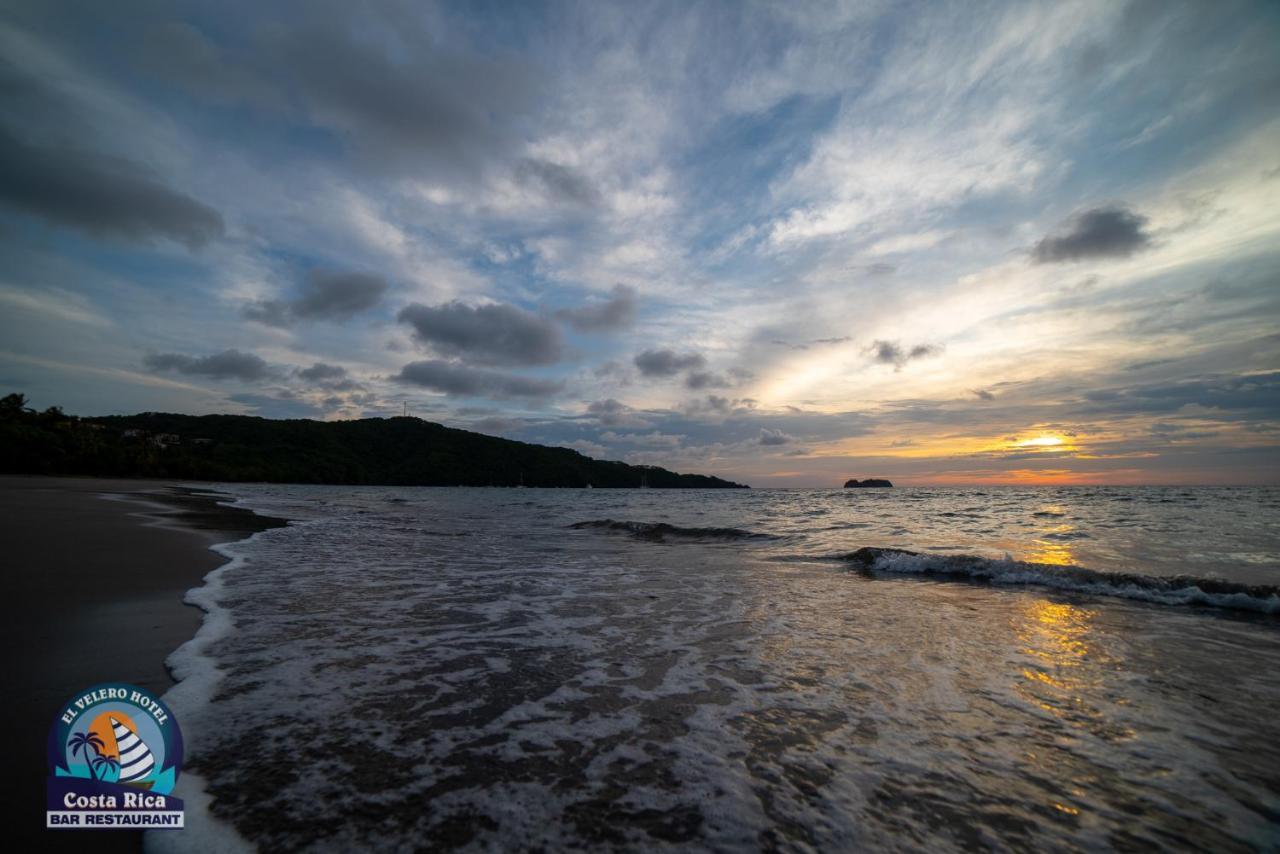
[110,716,156,786]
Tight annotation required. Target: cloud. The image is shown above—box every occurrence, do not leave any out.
[1081,372,1280,416]
[758,428,793,445]
[972,388,996,400]
[292,271,388,320]
[397,301,562,366]
[769,335,851,352]
[394,359,563,399]
[1031,205,1153,263]
[241,300,291,327]
[295,362,363,390]
[515,158,602,207]
[296,362,347,382]
[276,27,542,176]
[129,15,534,178]
[244,270,389,326]
[0,129,224,248]
[557,285,638,332]
[144,349,270,381]
[634,349,706,377]
[685,371,731,390]
[586,397,648,427]
[868,340,944,370]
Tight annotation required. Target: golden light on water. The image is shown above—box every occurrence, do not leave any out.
[1019,599,1094,676]
[1015,598,1097,720]
[1027,537,1075,566]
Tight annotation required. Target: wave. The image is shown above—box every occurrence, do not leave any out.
[569,519,778,542]
[838,547,1280,614]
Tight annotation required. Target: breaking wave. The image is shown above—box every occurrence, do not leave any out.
[839,547,1280,614]
[569,519,779,542]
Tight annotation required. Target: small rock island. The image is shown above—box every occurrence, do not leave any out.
[844,478,893,488]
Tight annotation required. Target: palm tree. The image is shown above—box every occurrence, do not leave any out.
[67,731,106,780]
[93,754,121,782]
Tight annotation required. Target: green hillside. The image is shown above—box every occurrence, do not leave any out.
[0,394,746,488]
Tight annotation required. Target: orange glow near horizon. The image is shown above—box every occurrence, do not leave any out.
[901,468,1152,486]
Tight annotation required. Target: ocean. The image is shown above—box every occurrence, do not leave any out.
[152,486,1280,851]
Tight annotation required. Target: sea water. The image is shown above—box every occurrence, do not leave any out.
[154,486,1280,851]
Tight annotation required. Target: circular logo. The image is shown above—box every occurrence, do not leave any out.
[48,682,183,796]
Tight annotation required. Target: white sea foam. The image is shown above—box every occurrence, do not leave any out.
[144,523,276,854]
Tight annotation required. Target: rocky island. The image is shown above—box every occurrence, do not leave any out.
[844,478,893,488]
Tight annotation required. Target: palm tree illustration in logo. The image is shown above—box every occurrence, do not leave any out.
[93,753,121,782]
[67,730,106,780]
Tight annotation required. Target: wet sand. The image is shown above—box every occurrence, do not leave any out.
[1,476,282,852]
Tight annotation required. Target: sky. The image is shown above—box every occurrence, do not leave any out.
[1,0,1278,487]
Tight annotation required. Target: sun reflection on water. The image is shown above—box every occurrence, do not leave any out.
[1014,597,1132,733]
[1028,533,1075,566]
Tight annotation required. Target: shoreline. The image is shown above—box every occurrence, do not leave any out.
[1,475,283,852]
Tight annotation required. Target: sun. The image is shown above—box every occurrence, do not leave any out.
[1015,435,1066,448]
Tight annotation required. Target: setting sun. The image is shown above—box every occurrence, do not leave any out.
[1015,435,1067,448]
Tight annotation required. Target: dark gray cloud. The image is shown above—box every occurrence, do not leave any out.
[0,129,224,248]
[587,398,627,419]
[144,349,270,381]
[117,10,542,172]
[266,24,541,175]
[758,428,792,445]
[634,349,707,377]
[1081,372,1280,416]
[516,158,602,207]
[241,300,291,327]
[869,340,944,370]
[244,271,389,326]
[585,397,649,427]
[295,362,363,390]
[297,362,347,382]
[685,370,729,390]
[130,20,281,111]
[293,271,388,320]
[1032,205,1153,263]
[557,285,638,332]
[395,360,563,399]
[397,301,562,366]
[972,388,996,400]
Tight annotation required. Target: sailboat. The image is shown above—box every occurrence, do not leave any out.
[111,717,156,786]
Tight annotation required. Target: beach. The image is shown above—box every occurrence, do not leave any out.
[2,476,281,851]
[8,479,1280,850]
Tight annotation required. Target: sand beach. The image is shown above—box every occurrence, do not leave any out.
[1,476,281,851]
